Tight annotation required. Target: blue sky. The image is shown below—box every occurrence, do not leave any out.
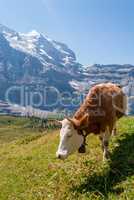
[0,0,134,65]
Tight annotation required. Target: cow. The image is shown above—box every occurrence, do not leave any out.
[56,83,127,161]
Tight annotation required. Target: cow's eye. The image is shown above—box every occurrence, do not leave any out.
[67,134,72,138]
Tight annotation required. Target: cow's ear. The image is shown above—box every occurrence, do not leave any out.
[67,118,81,128]
[67,114,88,130]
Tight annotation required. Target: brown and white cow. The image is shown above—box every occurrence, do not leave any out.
[56,83,127,161]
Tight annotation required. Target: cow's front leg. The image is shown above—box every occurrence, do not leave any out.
[100,127,111,161]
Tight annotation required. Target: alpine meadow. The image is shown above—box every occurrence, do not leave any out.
[0,0,134,200]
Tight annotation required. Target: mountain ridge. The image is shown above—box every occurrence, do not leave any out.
[0,24,81,73]
[0,24,133,114]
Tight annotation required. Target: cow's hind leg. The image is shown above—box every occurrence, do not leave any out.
[99,127,111,161]
[112,123,117,136]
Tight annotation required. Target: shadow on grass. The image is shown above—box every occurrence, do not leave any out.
[72,132,134,198]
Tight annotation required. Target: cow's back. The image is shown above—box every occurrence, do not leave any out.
[74,83,127,133]
[87,83,126,119]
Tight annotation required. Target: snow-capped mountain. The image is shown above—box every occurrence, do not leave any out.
[0,24,133,114]
[0,24,81,74]
[0,24,84,112]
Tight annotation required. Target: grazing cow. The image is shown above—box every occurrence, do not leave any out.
[56,83,127,161]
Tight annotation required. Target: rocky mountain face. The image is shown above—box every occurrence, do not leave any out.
[0,24,82,74]
[0,24,133,114]
[0,24,84,112]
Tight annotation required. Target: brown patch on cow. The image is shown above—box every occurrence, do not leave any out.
[72,83,126,136]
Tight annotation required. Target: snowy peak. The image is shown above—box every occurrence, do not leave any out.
[0,24,19,40]
[0,24,16,34]
[24,30,41,38]
[0,24,79,72]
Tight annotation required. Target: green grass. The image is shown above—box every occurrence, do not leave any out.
[0,116,44,143]
[0,116,133,200]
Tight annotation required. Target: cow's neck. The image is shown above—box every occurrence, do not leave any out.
[74,101,88,120]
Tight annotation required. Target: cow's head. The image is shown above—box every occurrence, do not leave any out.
[56,114,88,160]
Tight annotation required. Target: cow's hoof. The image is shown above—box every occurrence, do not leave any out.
[78,145,86,153]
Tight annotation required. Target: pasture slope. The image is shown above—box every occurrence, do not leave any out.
[0,116,133,200]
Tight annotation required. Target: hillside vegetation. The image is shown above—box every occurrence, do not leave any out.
[0,116,134,200]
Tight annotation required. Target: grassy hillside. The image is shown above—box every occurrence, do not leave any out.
[0,116,134,200]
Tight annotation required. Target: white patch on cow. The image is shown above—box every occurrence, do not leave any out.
[56,119,84,160]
